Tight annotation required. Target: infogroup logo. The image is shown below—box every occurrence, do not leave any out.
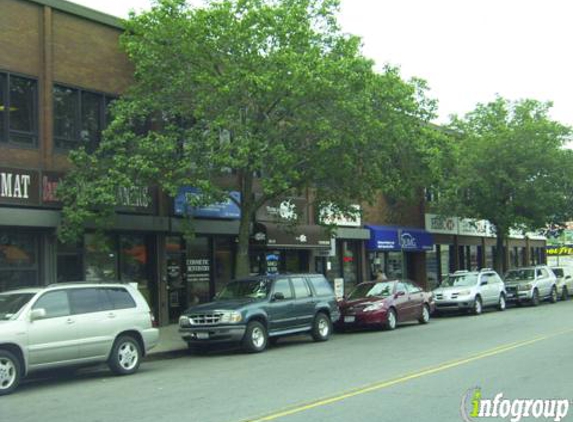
[460,388,570,422]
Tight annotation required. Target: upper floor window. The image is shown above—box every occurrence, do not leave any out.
[0,72,38,147]
[53,84,115,152]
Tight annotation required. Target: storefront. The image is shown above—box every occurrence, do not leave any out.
[366,225,434,289]
[318,205,370,294]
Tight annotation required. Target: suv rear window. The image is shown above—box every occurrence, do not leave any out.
[105,287,137,309]
[307,276,334,296]
[552,268,564,277]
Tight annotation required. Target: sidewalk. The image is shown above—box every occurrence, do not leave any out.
[149,324,188,355]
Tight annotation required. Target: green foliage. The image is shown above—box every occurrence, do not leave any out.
[435,97,572,238]
[57,0,437,274]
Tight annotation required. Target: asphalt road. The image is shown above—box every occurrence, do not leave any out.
[2,300,573,422]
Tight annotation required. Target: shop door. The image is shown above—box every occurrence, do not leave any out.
[167,254,187,323]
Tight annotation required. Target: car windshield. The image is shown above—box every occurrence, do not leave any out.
[216,279,271,300]
[505,269,534,281]
[441,274,478,287]
[348,282,394,299]
[0,293,35,320]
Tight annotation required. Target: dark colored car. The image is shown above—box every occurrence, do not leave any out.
[179,274,340,353]
[336,279,435,330]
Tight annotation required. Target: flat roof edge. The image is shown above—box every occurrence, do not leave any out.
[25,0,124,29]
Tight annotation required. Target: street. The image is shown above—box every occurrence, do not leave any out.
[2,301,572,422]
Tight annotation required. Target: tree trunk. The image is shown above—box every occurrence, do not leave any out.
[494,227,507,275]
[235,171,254,278]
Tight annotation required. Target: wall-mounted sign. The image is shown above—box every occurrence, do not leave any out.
[546,245,573,256]
[0,167,39,206]
[174,187,241,219]
[41,171,64,205]
[319,204,361,227]
[425,214,458,235]
[116,185,156,214]
[256,197,307,223]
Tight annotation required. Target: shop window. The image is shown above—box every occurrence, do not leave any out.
[214,237,234,294]
[56,241,84,282]
[120,234,151,302]
[426,247,438,289]
[386,252,403,279]
[85,234,117,282]
[0,72,38,147]
[0,231,39,291]
[186,237,211,304]
[53,84,115,152]
[341,241,359,291]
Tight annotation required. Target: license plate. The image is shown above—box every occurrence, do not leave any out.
[344,316,356,323]
[196,332,209,340]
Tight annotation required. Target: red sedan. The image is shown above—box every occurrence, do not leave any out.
[336,279,435,330]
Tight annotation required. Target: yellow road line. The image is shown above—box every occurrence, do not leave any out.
[240,327,573,422]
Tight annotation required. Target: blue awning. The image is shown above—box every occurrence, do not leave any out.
[366,225,434,252]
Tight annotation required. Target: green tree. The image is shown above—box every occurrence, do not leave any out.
[57,0,436,277]
[435,97,572,272]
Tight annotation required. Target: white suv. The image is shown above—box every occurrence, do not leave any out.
[0,283,159,395]
[550,266,573,301]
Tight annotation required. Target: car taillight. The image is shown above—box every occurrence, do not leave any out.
[150,312,158,328]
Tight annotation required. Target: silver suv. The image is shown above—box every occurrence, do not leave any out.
[504,266,558,306]
[0,283,159,395]
[433,269,507,315]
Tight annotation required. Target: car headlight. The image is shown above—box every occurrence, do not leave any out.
[457,290,472,296]
[363,303,385,312]
[220,311,243,323]
[179,315,191,327]
[518,284,532,291]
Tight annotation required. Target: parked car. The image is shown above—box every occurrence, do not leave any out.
[433,269,507,315]
[335,279,435,331]
[503,266,558,306]
[179,274,340,353]
[0,283,159,396]
[550,266,573,300]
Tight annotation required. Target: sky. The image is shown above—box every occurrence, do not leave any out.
[69,0,573,127]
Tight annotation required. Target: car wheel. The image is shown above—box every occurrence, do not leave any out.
[531,289,540,306]
[0,350,21,396]
[242,321,267,353]
[418,304,430,324]
[472,296,483,315]
[385,308,397,330]
[108,335,142,375]
[562,287,569,301]
[498,294,506,311]
[549,286,558,304]
[311,312,332,342]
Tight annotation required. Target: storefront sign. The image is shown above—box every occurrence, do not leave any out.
[265,253,279,274]
[116,185,156,214]
[0,168,39,206]
[186,258,211,283]
[174,187,241,219]
[425,214,458,235]
[257,197,308,223]
[366,225,434,252]
[319,204,362,227]
[42,171,64,205]
[252,223,330,249]
[458,218,495,237]
[546,245,573,256]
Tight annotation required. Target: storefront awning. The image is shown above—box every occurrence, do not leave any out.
[366,225,434,252]
[252,223,331,249]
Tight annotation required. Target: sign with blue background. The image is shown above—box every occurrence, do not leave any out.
[174,187,241,219]
[366,225,433,251]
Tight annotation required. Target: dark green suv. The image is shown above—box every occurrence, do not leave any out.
[179,274,340,353]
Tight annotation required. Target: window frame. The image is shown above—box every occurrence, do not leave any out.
[53,82,116,153]
[0,70,39,148]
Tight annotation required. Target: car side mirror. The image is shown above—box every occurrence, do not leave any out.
[394,291,405,298]
[272,292,285,301]
[30,308,46,321]
[480,280,488,286]
[566,276,572,280]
